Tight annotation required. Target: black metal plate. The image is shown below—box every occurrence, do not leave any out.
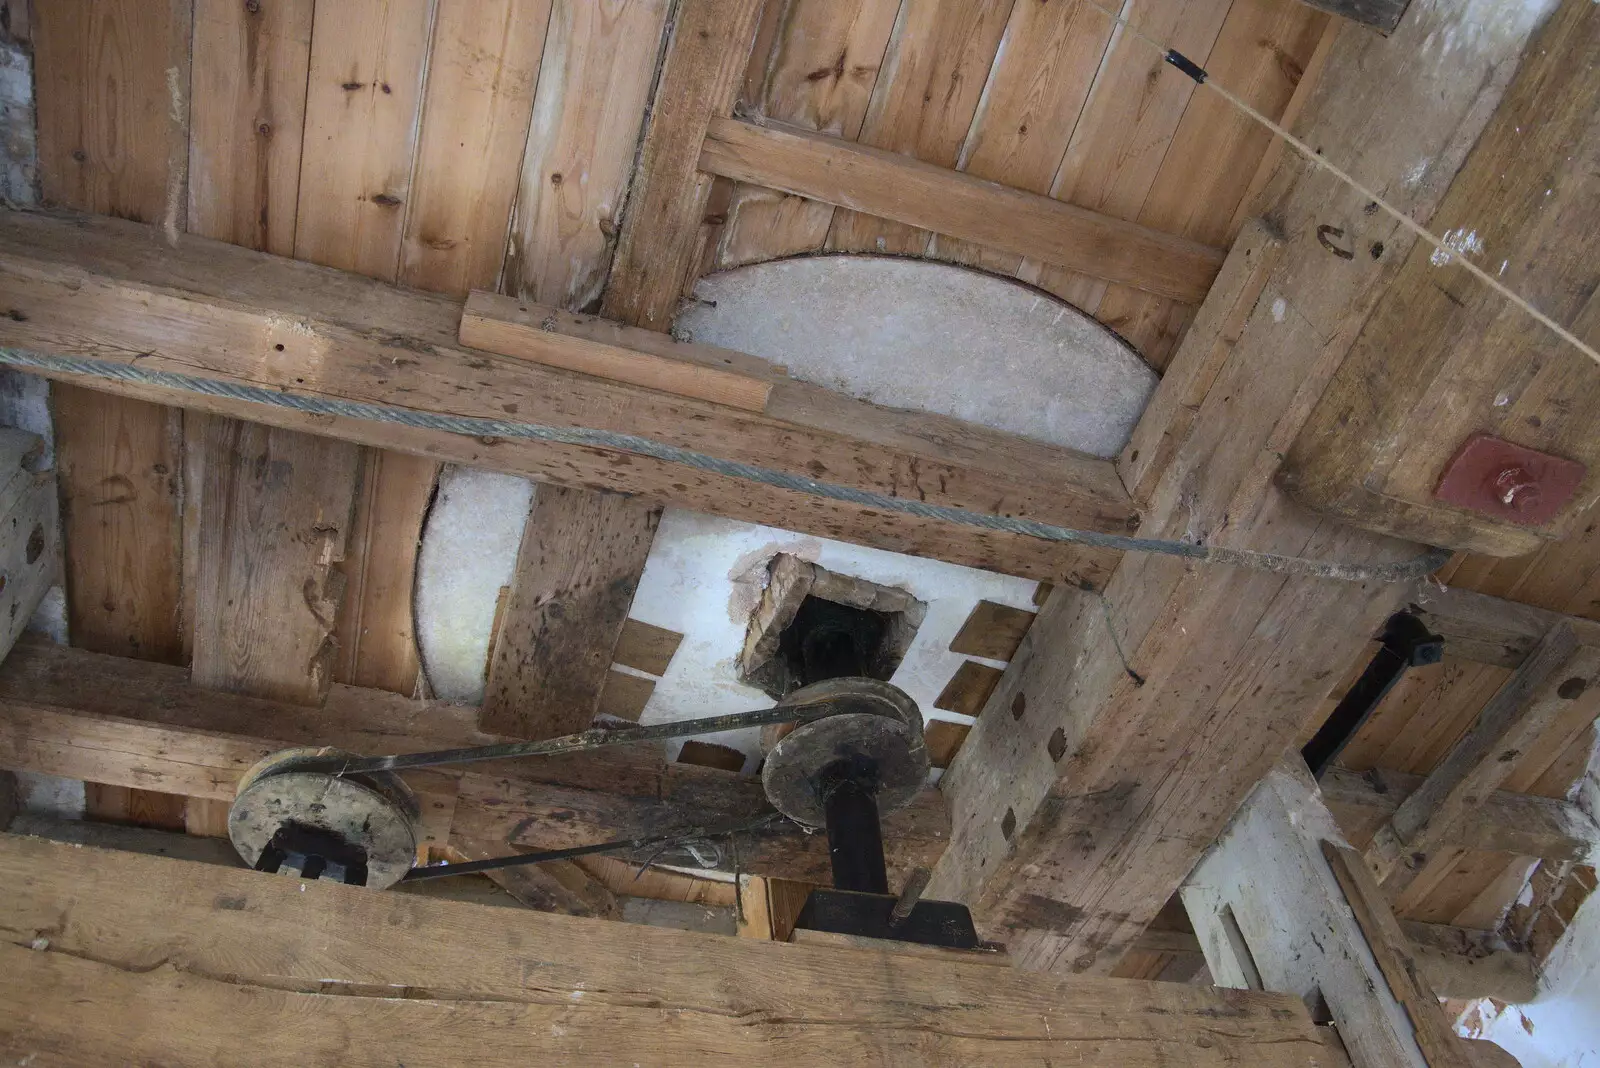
[795,888,981,950]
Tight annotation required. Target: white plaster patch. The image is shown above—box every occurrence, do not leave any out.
[1271,297,1288,323]
[677,255,1156,458]
[414,466,536,704]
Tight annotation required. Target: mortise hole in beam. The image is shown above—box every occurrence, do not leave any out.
[1001,807,1016,840]
[1047,727,1066,762]
[1011,692,1026,721]
[24,524,42,565]
[1557,677,1587,699]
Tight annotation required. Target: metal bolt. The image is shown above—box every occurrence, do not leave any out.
[1493,466,1541,511]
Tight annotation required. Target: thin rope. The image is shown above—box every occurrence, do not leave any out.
[1076,0,1600,371]
[0,347,1450,583]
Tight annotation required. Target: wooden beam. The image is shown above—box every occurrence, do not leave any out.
[0,835,1332,1066]
[698,117,1225,305]
[0,640,945,883]
[444,835,619,919]
[1409,582,1594,669]
[188,415,362,704]
[1280,0,1600,557]
[1366,622,1600,893]
[1323,842,1473,1068]
[481,486,660,738]
[1321,764,1599,865]
[926,0,1549,975]
[0,208,1133,586]
[1399,920,1538,1004]
[1184,761,1467,1068]
[462,290,774,412]
[600,0,766,331]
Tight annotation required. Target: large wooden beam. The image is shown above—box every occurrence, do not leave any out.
[0,208,1132,586]
[927,0,1551,975]
[1365,621,1600,895]
[0,640,944,883]
[698,117,1225,304]
[480,486,660,739]
[600,0,765,331]
[1321,764,1598,865]
[1280,0,1600,557]
[0,835,1331,1067]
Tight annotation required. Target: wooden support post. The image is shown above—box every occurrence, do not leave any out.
[480,486,660,739]
[0,835,1334,1066]
[1366,622,1600,895]
[926,0,1556,975]
[601,0,766,331]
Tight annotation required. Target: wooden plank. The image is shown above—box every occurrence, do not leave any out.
[0,835,1332,1067]
[925,719,972,769]
[596,668,654,721]
[948,599,1036,662]
[187,0,314,256]
[1323,842,1473,1068]
[675,739,746,773]
[923,0,1119,274]
[611,618,682,677]
[480,486,659,738]
[933,660,1005,717]
[1281,0,1600,557]
[462,290,774,411]
[701,118,1225,304]
[1088,0,1328,365]
[32,0,193,846]
[399,0,551,297]
[331,449,437,695]
[823,0,1013,256]
[1410,583,1583,669]
[600,0,766,330]
[714,0,902,268]
[0,639,943,882]
[925,0,1547,975]
[1366,623,1600,892]
[293,0,432,280]
[1320,765,1600,865]
[504,0,671,309]
[0,208,1135,585]
[188,416,363,704]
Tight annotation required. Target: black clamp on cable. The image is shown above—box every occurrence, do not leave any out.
[1164,48,1208,84]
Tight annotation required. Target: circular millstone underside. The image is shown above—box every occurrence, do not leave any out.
[228,747,421,891]
[761,678,929,828]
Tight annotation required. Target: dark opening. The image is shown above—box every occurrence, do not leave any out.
[779,595,890,688]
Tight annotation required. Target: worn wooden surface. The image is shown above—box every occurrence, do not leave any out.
[188,416,362,704]
[600,0,766,330]
[1282,0,1600,556]
[928,0,1544,974]
[700,118,1224,303]
[0,835,1332,1067]
[480,485,659,738]
[0,208,1134,585]
[462,290,773,411]
[0,431,58,666]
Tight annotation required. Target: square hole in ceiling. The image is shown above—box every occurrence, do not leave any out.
[739,553,926,699]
